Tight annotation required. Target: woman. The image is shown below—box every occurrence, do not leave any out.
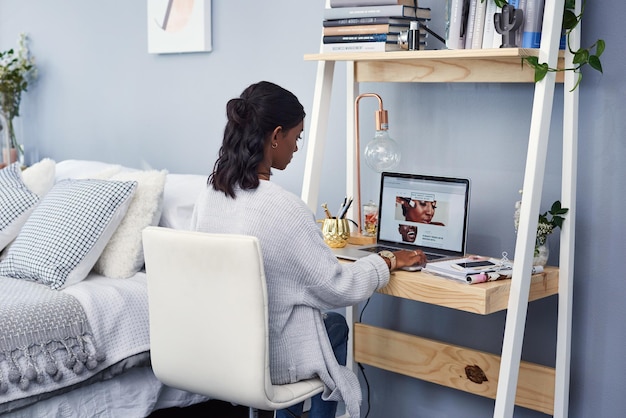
[396,196,445,226]
[191,81,425,418]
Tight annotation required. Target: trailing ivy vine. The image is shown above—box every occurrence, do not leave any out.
[489,0,604,90]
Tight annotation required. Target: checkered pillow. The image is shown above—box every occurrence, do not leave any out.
[0,179,137,289]
[0,163,40,250]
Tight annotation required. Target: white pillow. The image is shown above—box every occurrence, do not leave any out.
[159,173,209,230]
[22,158,56,196]
[0,160,56,250]
[93,169,167,279]
[54,159,135,181]
[0,179,137,289]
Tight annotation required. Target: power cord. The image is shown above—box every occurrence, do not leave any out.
[358,362,372,418]
[357,297,372,418]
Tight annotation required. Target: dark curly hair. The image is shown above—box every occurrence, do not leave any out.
[209,81,305,198]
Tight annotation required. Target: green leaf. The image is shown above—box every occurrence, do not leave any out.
[534,63,548,83]
[573,49,589,65]
[553,218,564,228]
[550,201,562,213]
[589,55,603,73]
[596,39,606,56]
[569,72,583,92]
[562,10,578,30]
[525,56,539,66]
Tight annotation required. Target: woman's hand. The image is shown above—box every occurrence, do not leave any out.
[393,249,427,270]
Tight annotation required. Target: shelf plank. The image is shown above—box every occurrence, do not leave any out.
[354,323,555,415]
[305,48,543,62]
[304,49,564,83]
[377,266,559,315]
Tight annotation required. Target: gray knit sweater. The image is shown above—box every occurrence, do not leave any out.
[190,180,390,417]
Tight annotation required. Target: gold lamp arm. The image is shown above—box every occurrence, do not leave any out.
[354,93,387,236]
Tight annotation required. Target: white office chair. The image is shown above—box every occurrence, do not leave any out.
[142,226,325,418]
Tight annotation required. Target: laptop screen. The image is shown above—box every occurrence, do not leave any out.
[376,172,470,257]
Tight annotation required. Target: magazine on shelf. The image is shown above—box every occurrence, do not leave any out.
[424,256,514,284]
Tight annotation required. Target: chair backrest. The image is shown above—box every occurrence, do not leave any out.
[142,226,273,409]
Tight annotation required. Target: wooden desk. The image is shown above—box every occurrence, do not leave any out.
[379,266,558,315]
[352,266,559,415]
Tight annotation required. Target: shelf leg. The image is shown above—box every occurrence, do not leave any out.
[301,59,336,211]
[494,1,565,417]
[554,1,580,416]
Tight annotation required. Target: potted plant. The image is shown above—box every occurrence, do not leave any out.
[514,192,569,266]
[0,33,37,165]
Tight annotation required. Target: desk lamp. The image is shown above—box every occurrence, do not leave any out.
[350,93,401,244]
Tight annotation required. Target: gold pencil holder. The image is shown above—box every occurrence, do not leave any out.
[320,218,351,248]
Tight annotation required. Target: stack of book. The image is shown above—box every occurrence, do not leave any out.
[321,0,432,53]
[446,0,550,50]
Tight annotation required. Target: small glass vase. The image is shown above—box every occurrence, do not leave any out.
[0,113,24,166]
[533,242,549,267]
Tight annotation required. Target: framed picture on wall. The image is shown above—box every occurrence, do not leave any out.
[147,0,212,54]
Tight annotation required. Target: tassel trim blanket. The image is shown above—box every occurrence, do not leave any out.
[0,277,105,394]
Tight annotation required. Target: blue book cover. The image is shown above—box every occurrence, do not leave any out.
[521,0,543,48]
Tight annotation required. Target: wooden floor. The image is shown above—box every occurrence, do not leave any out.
[148,399,275,417]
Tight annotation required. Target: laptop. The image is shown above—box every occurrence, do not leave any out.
[332,172,470,270]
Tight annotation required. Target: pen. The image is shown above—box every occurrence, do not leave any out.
[338,196,347,214]
[337,197,353,219]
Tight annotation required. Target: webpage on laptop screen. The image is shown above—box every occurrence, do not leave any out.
[378,176,467,252]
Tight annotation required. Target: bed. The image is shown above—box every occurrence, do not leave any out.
[0,159,211,416]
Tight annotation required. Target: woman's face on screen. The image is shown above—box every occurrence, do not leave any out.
[405,200,437,224]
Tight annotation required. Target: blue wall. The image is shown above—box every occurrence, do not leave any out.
[2,1,625,416]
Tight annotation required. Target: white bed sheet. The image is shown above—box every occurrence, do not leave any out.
[63,271,152,364]
[2,366,209,418]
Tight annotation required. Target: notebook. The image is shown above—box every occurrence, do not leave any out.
[332,172,471,270]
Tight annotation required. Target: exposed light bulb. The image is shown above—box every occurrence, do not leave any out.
[364,129,401,173]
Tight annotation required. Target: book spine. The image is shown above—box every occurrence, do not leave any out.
[445,0,467,49]
[323,24,408,36]
[491,5,502,48]
[323,5,415,20]
[464,0,478,49]
[323,33,396,43]
[470,0,487,49]
[330,0,416,7]
[415,7,432,20]
[323,17,422,26]
[481,0,497,49]
[521,0,544,48]
[516,0,527,47]
[321,41,403,53]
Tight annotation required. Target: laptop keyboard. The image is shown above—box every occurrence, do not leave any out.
[361,246,445,261]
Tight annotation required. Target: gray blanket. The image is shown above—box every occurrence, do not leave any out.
[0,277,104,393]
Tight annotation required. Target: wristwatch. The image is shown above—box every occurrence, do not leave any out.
[378,250,397,271]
